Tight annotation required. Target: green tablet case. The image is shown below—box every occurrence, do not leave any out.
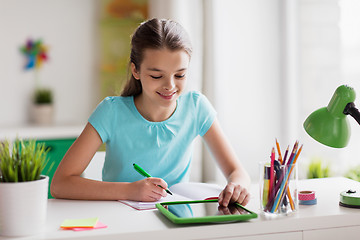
[156,199,257,224]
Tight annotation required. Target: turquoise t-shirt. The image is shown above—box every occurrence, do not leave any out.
[88,91,216,187]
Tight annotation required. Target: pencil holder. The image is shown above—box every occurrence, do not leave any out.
[259,161,298,216]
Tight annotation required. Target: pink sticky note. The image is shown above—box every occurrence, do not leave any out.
[71,221,107,231]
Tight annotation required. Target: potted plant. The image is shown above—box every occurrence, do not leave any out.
[345,165,360,182]
[31,88,54,125]
[0,139,49,237]
[307,158,331,179]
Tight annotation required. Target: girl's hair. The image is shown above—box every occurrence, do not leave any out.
[121,18,193,97]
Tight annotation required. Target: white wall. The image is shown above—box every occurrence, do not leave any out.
[297,0,346,176]
[340,0,360,171]
[210,0,283,183]
[209,0,360,181]
[0,0,99,127]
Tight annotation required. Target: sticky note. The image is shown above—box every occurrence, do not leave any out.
[60,217,99,229]
[71,221,108,231]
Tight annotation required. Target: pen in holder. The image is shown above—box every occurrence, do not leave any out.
[259,140,301,216]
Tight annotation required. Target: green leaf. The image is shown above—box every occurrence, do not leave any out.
[0,138,49,182]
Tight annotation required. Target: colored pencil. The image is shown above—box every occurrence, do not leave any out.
[271,141,299,209]
[271,155,295,212]
[292,145,302,166]
[272,145,303,212]
[279,144,289,206]
[265,173,284,211]
[266,141,298,212]
[282,145,289,165]
[287,187,295,210]
[282,144,292,208]
[275,138,283,164]
[286,141,298,168]
[279,145,302,211]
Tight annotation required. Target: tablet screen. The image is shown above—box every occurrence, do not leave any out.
[165,201,251,218]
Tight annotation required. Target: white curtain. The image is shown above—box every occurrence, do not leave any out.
[149,0,296,184]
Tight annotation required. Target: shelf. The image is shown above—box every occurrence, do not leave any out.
[0,125,84,141]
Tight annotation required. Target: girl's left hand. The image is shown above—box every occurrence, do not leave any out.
[218,182,250,207]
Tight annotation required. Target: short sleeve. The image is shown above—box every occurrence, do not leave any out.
[194,92,217,136]
[88,97,115,143]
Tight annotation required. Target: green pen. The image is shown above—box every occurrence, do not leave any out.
[133,163,173,195]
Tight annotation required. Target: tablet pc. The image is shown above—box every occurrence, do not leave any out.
[156,199,257,224]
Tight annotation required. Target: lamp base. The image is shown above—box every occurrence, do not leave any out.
[339,201,360,208]
[339,190,360,208]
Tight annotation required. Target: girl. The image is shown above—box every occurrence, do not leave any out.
[51,18,251,207]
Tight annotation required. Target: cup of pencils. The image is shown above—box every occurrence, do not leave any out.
[259,139,302,215]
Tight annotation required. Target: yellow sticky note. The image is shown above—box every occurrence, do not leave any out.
[61,217,99,228]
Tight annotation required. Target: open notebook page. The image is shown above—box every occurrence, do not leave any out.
[119,182,223,210]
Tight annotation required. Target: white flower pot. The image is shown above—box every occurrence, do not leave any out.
[0,176,48,237]
[31,104,54,125]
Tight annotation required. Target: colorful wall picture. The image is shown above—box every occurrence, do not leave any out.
[99,0,148,98]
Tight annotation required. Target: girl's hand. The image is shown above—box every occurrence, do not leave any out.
[218,182,250,207]
[129,177,168,202]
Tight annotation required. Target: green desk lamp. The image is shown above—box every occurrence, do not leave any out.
[303,85,360,208]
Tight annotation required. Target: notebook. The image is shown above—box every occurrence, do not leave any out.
[119,182,223,210]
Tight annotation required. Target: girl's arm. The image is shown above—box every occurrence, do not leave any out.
[50,122,168,201]
[202,118,251,206]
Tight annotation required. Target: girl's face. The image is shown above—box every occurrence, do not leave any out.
[131,48,190,113]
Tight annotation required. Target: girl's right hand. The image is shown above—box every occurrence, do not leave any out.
[129,177,168,202]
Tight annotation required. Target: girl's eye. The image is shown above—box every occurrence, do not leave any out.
[175,74,185,79]
[150,75,162,79]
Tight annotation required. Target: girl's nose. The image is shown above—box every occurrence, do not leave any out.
[164,77,175,90]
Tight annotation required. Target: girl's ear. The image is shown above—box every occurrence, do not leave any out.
[131,62,140,80]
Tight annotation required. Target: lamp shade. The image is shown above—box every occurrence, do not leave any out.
[303,85,356,148]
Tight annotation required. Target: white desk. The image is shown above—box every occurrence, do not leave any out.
[1,177,360,240]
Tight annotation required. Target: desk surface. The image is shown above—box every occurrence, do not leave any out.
[1,177,360,240]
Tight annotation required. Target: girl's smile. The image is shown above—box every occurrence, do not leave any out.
[157,91,177,100]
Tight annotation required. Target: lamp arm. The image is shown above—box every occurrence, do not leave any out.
[343,102,360,125]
